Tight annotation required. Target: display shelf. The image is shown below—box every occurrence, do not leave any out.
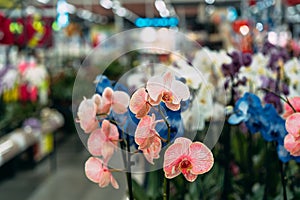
[0,108,64,167]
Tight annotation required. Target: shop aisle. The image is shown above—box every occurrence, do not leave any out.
[0,133,127,200]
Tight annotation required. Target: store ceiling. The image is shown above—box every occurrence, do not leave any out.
[0,0,241,19]
[67,0,241,18]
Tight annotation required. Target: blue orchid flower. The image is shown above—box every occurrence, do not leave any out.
[277,143,300,163]
[180,99,190,113]
[259,104,287,142]
[95,75,112,95]
[228,100,249,125]
[228,92,264,134]
[113,81,130,94]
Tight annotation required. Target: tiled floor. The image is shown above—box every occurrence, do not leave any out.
[0,133,127,200]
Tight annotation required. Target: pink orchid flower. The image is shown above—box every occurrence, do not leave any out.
[285,113,300,138]
[85,157,119,189]
[77,96,99,134]
[146,71,190,111]
[284,133,300,156]
[87,120,119,162]
[129,88,160,118]
[134,114,163,164]
[283,97,300,118]
[163,137,214,182]
[129,88,151,119]
[100,87,130,114]
[92,94,102,114]
[135,114,163,150]
[143,136,162,165]
[284,113,300,156]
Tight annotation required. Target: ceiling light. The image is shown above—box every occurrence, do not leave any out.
[115,7,127,17]
[239,25,249,36]
[57,0,76,14]
[37,0,50,4]
[26,6,36,15]
[205,0,215,5]
[256,22,263,32]
[100,0,113,9]
[155,0,166,12]
[160,9,170,17]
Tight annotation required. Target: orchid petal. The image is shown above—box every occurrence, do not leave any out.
[228,114,245,125]
[98,170,111,188]
[162,71,174,88]
[101,142,115,163]
[284,133,300,156]
[182,171,198,182]
[238,101,249,114]
[112,91,130,114]
[284,97,300,118]
[92,93,101,104]
[85,157,103,183]
[146,76,165,102]
[135,104,151,119]
[164,137,192,169]
[110,175,119,189]
[286,113,300,138]
[102,120,119,139]
[77,97,98,133]
[134,115,153,145]
[163,143,182,178]
[129,88,150,118]
[100,88,113,114]
[87,128,102,156]
[170,80,190,103]
[189,142,214,175]
[102,87,113,100]
[143,136,161,164]
[148,93,162,105]
[129,88,148,113]
[174,137,192,154]
[165,102,181,111]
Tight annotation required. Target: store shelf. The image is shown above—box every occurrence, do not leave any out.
[0,108,64,167]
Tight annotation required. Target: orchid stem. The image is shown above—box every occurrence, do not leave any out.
[126,134,134,200]
[156,134,168,143]
[258,87,297,113]
[163,123,171,200]
[159,105,171,200]
[163,176,170,200]
[222,79,234,199]
[158,105,171,141]
[285,97,297,113]
[120,130,134,200]
[109,168,126,172]
[96,113,108,117]
[279,161,288,200]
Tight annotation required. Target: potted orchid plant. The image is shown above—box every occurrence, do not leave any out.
[75,70,214,199]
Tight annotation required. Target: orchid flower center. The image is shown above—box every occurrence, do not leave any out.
[179,159,192,174]
[162,91,173,103]
[200,99,206,104]
[103,168,108,172]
